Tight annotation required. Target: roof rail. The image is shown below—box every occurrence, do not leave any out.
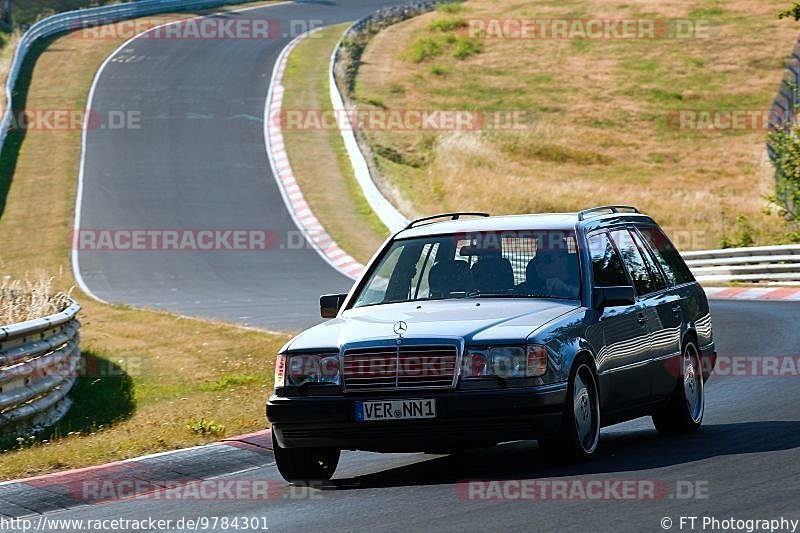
[577,205,640,221]
[404,212,490,230]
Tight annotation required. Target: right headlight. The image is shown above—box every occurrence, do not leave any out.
[462,344,548,379]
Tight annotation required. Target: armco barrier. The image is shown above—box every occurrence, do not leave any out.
[0,0,256,152]
[0,300,81,435]
[684,244,800,284]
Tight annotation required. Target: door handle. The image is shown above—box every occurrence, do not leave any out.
[672,305,681,317]
[637,313,648,325]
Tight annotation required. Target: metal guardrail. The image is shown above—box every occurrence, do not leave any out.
[0,300,81,434]
[684,245,800,283]
[0,0,254,152]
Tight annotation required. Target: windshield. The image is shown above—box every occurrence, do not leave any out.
[352,230,580,308]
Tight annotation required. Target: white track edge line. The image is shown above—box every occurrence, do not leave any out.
[72,1,290,304]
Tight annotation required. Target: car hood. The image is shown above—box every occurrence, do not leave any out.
[285,298,581,351]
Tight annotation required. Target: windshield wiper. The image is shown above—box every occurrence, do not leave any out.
[467,291,568,299]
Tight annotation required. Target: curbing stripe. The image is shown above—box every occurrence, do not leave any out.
[0,430,274,517]
[704,286,800,301]
[263,30,367,280]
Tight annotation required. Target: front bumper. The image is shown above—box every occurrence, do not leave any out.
[267,383,567,452]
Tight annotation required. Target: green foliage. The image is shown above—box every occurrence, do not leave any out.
[427,17,467,32]
[408,36,445,62]
[720,215,756,248]
[768,126,800,225]
[435,2,464,14]
[201,374,261,392]
[453,37,482,59]
[186,418,225,436]
[778,2,800,20]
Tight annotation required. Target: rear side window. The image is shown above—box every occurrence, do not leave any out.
[630,230,667,292]
[587,232,628,287]
[610,229,656,295]
[638,227,695,285]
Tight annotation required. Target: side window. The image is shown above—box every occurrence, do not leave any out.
[639,227,695,285]
[610,229,656,295]
[630,230,667,292]
[587,232,628,287]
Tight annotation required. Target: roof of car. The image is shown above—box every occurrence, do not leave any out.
[396,212,652,239]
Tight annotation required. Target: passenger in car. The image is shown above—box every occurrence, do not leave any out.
[523,250,580,299]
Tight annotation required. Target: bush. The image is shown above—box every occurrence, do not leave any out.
[408,36,444,62]
[186,418,225,436]
[720,214,756,248]
[453,37,482,59]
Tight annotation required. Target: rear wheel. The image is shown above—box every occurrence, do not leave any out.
[538,361,600,461]
[272,431,340,483]
[652,342,704,435]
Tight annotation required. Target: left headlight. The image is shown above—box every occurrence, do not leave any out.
[284,353,341,386]
[462,344,548,379]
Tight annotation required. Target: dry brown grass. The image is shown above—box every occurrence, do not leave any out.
[355,0,800,249]
[0,272,72,324]
[0,3,291,481]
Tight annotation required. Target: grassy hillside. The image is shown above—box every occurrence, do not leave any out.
[354,0,800,249]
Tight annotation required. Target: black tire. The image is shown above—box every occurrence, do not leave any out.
[652,342,704,435]
[272,431,340,483]
[538,359,600,461]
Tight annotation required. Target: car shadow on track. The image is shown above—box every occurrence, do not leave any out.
[325,420,800,490]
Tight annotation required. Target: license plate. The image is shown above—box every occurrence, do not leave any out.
[355,399,436,422]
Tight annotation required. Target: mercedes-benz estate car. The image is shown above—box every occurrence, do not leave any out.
[266,206,716,482]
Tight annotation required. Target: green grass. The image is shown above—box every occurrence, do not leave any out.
[281,24,388,264]
[408,36,445,62]
[453,37,483,59]
[427,17,467,32]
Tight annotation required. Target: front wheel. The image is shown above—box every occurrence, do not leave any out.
[272,430,340,483]
[539,361,600,461]
[652,342,704,435]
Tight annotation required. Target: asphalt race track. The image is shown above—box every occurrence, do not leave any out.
[31,300,800,531]
[77,0,406,330]
[69,1,800,531]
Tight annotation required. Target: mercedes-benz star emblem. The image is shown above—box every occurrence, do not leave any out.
[393,320,408,337]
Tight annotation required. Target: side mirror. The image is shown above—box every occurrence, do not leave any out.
[594,286,636,309]
[320,293,347,318]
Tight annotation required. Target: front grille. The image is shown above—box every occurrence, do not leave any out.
[342,345,458,392]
